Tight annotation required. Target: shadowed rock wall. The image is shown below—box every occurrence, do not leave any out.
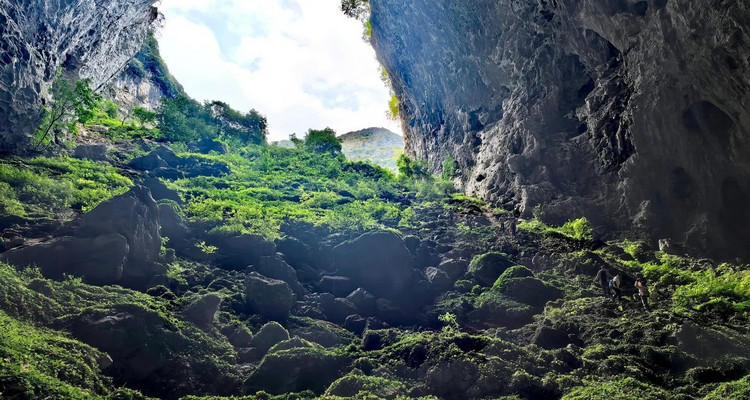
[0,0,158,151]
[370,0,750,259]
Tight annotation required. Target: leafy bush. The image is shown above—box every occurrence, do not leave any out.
[304,128,342,155]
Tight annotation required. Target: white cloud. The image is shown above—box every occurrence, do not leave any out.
[156,0,402,142]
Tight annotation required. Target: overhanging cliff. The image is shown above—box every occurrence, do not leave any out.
[370,0,750,259]
[0,0,159,151]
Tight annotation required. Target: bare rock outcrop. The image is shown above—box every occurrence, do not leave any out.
[370,0,750,260]
[0,0,159,151]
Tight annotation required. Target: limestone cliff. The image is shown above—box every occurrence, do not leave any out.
[369,0,750,259]
[0,0,159,151]
[102,34,184,113]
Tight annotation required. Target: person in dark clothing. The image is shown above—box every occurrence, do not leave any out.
[594,268,610,297]
[509,219,517,236]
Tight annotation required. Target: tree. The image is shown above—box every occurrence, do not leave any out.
[157,95,217,142]
[341,0,369,20]
[442,154,457,180]
[132,107,157,126]
[304,128,341,155]
[33,77,100,150]
[207,101,267,145]
[397,154,429,179]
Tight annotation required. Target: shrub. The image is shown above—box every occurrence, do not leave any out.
[304,128,342,155]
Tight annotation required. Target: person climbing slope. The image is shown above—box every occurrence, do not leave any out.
[610,272,623,300]
[593,267,610,297]
[634,276,650,310]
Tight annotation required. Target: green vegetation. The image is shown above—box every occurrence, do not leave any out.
[166,144,446,240]
[562,377,674,400]
[33,76,100,149]
[304,128,341,155]
[0,156,131,217]
[441,154,457,180]
[157,96,267,144]
[127,33,183,98]
[519,214,594,241]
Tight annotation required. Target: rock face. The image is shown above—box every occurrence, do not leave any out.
[0,0,158,151]
[1,185,165,287]
[369,0,750,260]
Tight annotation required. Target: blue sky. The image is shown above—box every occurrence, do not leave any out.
[157,0,402,142]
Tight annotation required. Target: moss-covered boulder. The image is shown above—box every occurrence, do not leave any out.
[498,277,563,308]
[249,321,290,354]
[244,272,294,320]
[244,346,349,394]
[326,372,406,398]
[468,252,513,286]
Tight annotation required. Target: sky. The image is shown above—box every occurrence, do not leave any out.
[156,0,402,142]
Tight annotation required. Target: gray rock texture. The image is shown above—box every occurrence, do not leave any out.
[0,0,158,151]
[369,0,750,259]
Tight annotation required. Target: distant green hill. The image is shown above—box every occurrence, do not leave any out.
[339,127,404,171]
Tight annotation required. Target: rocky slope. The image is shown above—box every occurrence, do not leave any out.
[340,127,404,170]
[0,0,159,151]
[369,0,750,261]
[2,140,750,399]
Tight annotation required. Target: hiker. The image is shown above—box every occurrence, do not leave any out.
[509,219,517,236]
[609,273,622,300]
[634,277,650,310]
[593,267,610,297]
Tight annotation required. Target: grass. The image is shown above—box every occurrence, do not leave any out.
[0,156,132,218]
[164,144,449,240]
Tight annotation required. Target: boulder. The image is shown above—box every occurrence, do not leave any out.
[439,258,469,279]
[250,321,290,354]
[73,144,110,162]
[346,288,376,317]
[1,233,128,285]
[415,242,441,269]
[499,277,563,308]
[426,360,480,398]
[152,146,186,167]
[76,185,165,287]
[289,320,355,348]
[425,267,453,292]
[183,294,221,328]
[343,315,368,336]
[189,138,228,154]
[211,234,276,270]
[276,236,312,266]
[402,235,421,254]
[375,298,406,326]
[225,324,254,348]
[130,152,167,171]
[142,177,183,204]
[532,326,571,350]
[332,231,415,297]
[256,255,304,295]
[468,252,514,286]
[151,167,185,180]
[268,337,318,354]
[244,346,349,394]
[158,204,189,243]
[319,275,357,297]
[319,294,358,324]
[55,303,239,398]
[244,272,294,320]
